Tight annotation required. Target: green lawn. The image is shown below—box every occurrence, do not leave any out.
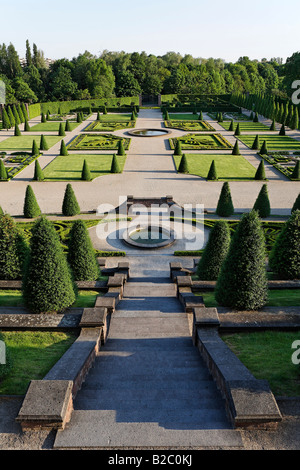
[30,122,79,132]
[43,154,126,180]
[0,135,63,151]
[221,121,271,132]
[0,289,101,308]
[238,134,300,150]
[0,331,77,395]
[174,153,256,180]
[222,331,300,396]
[196,289,300,308]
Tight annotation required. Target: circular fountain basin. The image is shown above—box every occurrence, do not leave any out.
[123,225,176,249]
[128,128,171,137]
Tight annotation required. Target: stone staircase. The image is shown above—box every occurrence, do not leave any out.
[54,278,243,449]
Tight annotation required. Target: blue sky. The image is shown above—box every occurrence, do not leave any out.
[2,0,300,62]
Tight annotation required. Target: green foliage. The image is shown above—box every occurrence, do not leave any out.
[33,160,44,181]
[216,182,234,217]
[23,185,41,218]
[81,159,91,181]
[232,140,240,155]
[269,210,300,279]
[111,154,121,173]
[0,214,28,280]
[39,134,48,151]
[22,217,76,313]
[62,183,80,216]
[178,154,189,173]
[196,220,230,280]
[67,220,100,281]
[215,210,268,310]
[253,184,271,218]
[207,160,218,180]
[0,160,8,180]
[254,160,266,180]
[60,140,68,156]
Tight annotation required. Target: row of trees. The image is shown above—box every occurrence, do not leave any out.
[2,41,299,104]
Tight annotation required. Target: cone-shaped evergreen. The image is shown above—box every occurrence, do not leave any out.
[228,119,234,131]
[60,140,68,156]
[39,134,48,151]
[67,220,100,281]
[253,184,271,218]
[65,120,71,132]
[260,140,268,155]
[2,108,11,130]
[279,123,286,136]
[24,118,31,132]
[58,122,66,136]
[254,160,266,180]
[0,214,28,280]
[292,193,300,213]
[62,184,80,216]
[81,159,92,181]
[178,154,189,173]
[196,220,231,280]
[111,154,121,173]
[215,210,268,310]
[31,140,39,157]
[252,135,260,150]
[270,119,276,131]
[234,123,241,136]
[174,140,182,156]
[291,161,300,180]
[14,124,21,136]
[22,217,76,314]
[117,140,125,156]
[216,182,234,217]
[207,160,218,180]
[23,185,41,218]
[269,210,300,279]
[232,140,241,155]
[0,160,8,180]
[33,160,44,181]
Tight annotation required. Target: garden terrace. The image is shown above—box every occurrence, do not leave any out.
[170,134,233,151]
[67,134,131,151]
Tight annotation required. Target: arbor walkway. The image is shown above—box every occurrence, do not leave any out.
[54,268,243,449]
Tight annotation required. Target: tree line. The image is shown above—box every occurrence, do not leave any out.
[0,40,300,104]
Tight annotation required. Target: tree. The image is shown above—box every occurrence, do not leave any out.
[216,182,234,217]
[0,214,28,280]
[39,134,48,151]
[207,160,218,180]
[269,210,300,279]
[232,140,241,155]
[22,217,76,314]
[215,210,268,310]
[111,154,121,173]
[60,140,68,156]
[253,184,271,218]
[67,220,100,281]
[292,193,300,213]
[291,161,300,180]
[254,160,266,180]
[117,140,125,156]
[178,154,189,173]
[23,185,41,218]
[196,220,231,280]
[32,139,39,156]
[62,184,80,216]
[33,160,44,181]
[174,140,182,156]
[0,160,8,180]
[81,159,91,181]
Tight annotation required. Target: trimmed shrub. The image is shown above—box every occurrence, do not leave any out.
[207,160,218,180]
[253,184,271,218]
[291,161,300,180]
[0,214,28,280]
[252,135,260,150]
[292,193,300,213]
[58,123,66,136]
[174,140,182,156]
[33,160,44,182]
[22,217,76,314]
[215,210,268,310]
[0,160,8,180]
[60,140,68,156]
[269,210,300,279]
[14,124,21,136]
[23,185,41,218]
[196,220,231,280]
[111,154,121,173]
[31,139,39,156]
[67,220,100,281]
[254,160,266,180]
[178,154,189,174]
[216,182,234,217]
[39,134,48,151]
[117,140,125,156]
[62,184,80,216]
[232,140,241,155]
[81,159,92,181]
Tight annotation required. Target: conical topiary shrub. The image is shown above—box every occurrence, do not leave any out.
[22,217,76,314]
[215,210,268,310]
[253,184,271,218]
[58,123,66,136]
[33,160,44,182]
[117,140,125,156]
[0,160,8,180]
[252,135,260,150]
[62,184,80,216]
[111,154,121,173]
[232,140,241,155]
[207,160,218,180]
[196,220,231,281]
[291,161,300,180]
[216,182,234,217]
[39,134,48,151]
[260,140,268,155]
[254,160,266,180]
[32,139,39,156]
[60,140,68,156]
[14,124,21,136]
[292,193,300,213]
[67,220,100,281]
[174,140,182,156]
[269,210,300,279]
[81,159,92,181]
[178,154,189,174]
[23,185,41,218]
